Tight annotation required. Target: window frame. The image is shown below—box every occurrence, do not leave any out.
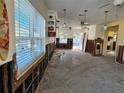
[14,0,46,77]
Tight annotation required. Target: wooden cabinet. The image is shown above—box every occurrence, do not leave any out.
[56,38,73,49]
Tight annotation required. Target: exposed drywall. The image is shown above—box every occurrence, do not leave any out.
[107,19,124,45]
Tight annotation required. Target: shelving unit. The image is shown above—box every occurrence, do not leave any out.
[47,10,58,37]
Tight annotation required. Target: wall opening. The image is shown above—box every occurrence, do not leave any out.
[73,32,83,50]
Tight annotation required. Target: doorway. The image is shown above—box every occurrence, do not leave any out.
[105,25,119,57]
[107,31,117,56]
[73,32,83,50]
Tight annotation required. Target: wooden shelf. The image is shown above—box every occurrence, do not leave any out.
[47,11,57,37]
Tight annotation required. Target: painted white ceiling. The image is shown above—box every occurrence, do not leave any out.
[45,0,124,27]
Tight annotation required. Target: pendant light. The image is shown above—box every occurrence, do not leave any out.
[84,10,88,24]
[80,10,89,28]
[115,4,121,21]
[63,9,67,28]
[104,11,109,31]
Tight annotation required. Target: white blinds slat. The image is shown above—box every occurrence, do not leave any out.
[14,0,45,74]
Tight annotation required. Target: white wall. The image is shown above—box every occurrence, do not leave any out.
[95,25,104,39]
[57,27,87,39]
[88,25,96,40]
[57,25,97,40]
[57,29,82,38]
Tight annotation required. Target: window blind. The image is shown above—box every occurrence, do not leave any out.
[14,0,45,74]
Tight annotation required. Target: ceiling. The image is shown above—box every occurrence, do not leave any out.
[45,0,124,27]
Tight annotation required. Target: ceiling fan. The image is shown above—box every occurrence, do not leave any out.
[99,0,124,8]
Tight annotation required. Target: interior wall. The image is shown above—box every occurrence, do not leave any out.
[57,28,84,39]
[95,25,104,39]
[103,19,124,56]
[57,25,97,40]
[88,25,96,40]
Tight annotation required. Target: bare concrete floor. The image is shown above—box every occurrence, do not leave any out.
[35,50,124,93]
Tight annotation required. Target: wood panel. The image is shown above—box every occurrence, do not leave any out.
[0,65,4,93]
[116,46,124,64]
[46,43,55,60]
[86,39,103,56]
[85,40,95,54]
[0,62,14,93]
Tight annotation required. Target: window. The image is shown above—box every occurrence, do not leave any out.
[58,32,68,43]
[14,0,45,75]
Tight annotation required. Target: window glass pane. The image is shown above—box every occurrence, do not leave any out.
[14,0,45,75]
[58,32,68,43]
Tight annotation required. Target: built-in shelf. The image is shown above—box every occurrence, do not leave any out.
[48,10,58,37]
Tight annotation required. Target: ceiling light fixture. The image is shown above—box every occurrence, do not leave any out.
[63,9,67,28]
[80,10,89,28]
[104,11,109,31]
[84,10,88,22]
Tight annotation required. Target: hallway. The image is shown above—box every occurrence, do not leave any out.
[35,50,124,93]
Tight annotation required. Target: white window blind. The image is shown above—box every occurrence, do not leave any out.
[14,0,45,75]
